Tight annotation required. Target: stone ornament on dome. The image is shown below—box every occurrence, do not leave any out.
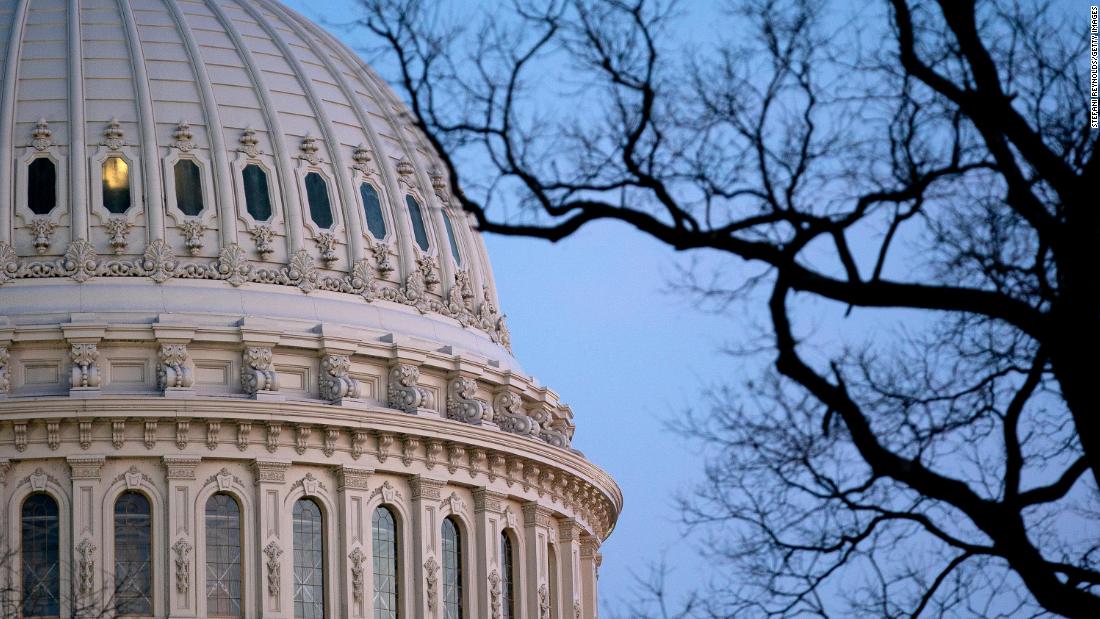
[250,225,276,260]
[238,127,261,158]
[29,218,56,254]
[104,217,134,255]
[178,220,206,256]
[102,117,125,150]
[31,117,52,151]
[299,134,322,165]
[172,120,195,152]
[352,144,377,176]
[315,232,339,266]
[395,158,416,187]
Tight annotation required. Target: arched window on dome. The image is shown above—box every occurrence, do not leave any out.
[174,159,205,217]
[293,498,325,619]
[305,172,333,229]
[205,493,243,617]
[28,158,57,215]
[102,156,131,214]
[360,183,387,240]
[242,164,273,221]
[21,493,60,618]
[442,516,463,619]
[114,491,153,615]
[442,211,462,265]
[405,195,430,252]
[501,531,516,619]
[372,506,399,618]
[548,544,559,619]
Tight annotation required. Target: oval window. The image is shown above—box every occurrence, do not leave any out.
[305,172,333,229]
[28,158,57,215]
[174,159,204,216]
[102,156,131,214]
[242,164,272,221]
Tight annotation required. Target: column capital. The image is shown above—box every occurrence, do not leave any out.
[559,518,582,543]
[333,464,373,491]
[472,487,505,513]
[67,454,106,479]
[162,454,202,479]
[252,458,292,484]
[522,501,554,529]
[408,474,445,500]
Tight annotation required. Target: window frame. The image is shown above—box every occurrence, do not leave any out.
[113,490,155,617]
[404,193,434,253]
[204,493,244,618]
[371,505,401,619]
[89,141,144,231]
[441,515,466,619]
[357,180,391,242]
[292,497,327,619]
[20,492,62,619]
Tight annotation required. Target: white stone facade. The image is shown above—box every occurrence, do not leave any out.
[0,0,621,617]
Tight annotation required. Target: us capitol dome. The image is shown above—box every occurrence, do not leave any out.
[0,0,622,617]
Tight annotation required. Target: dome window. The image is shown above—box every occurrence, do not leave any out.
[28,158,57,215]
[114,491,153,615]
[102,156,131,214]
[405,195,430,251]
[372,506,399,618]
[360,183,387,240]
[501,532,516,619]
[21,493,61,618]
[293,498,326,619]
[442,211,462,265]
[205,494,243,617]
[174,159,205,216]
[305,172,334,229]
[442,517,464,619]
[242,164,273,221]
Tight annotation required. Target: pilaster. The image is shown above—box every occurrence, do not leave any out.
[558,519,583,619]
[523,501,554,619]
[67,455,105,617]
[252,458,291,618]
[410,474,445,619]
[334,465,373,619]
[579,535,600,619]
[161,455,201,618]
[473,488,505,619]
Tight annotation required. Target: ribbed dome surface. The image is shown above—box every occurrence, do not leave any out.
[0,0,509,351]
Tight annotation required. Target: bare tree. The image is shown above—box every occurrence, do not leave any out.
[353,0,1097,616]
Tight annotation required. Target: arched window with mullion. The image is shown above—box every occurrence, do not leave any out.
[501,532,516,619]
[442,517,463,619]
[21,493,61,618]
[114,491,153,616]
[293,498,325,619]
[205,494,243,617]
[372,506,399,618]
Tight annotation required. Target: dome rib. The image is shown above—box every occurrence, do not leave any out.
[117,0,164,244]
[68,0,89,242]
[0,0,31,245]
[202,0,305,253]
[235,0,363,264]
[160,0,239,247]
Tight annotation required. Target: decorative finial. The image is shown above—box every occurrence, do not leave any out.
[172,120,194,151]
[103,118,124,150]
[239,127,260,157]
[299,134,320,165]
[32,118,52,151]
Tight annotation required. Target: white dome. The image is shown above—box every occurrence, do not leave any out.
[0,3,620,617]
[0,0,510,360]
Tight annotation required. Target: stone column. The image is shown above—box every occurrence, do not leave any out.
[334,465,373,619]
[67,455,105,618]
[252,458,291,618]
[163,456,201,618]
[558,519,584,619]
[409,474,445,619]
[579,535,600,619]
[472,488,505,619]
[523,502,554,619]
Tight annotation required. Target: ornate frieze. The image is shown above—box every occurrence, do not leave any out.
[319,353,359,402]
[409,475,443,501]
[387,364,433,413]
[446,376,490,424]
[0,240,512,344]
[334,465,372,491]
[241,346,278,396]
[495,391,539,438]
[369,480,402,504]
[473,488,504,513]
